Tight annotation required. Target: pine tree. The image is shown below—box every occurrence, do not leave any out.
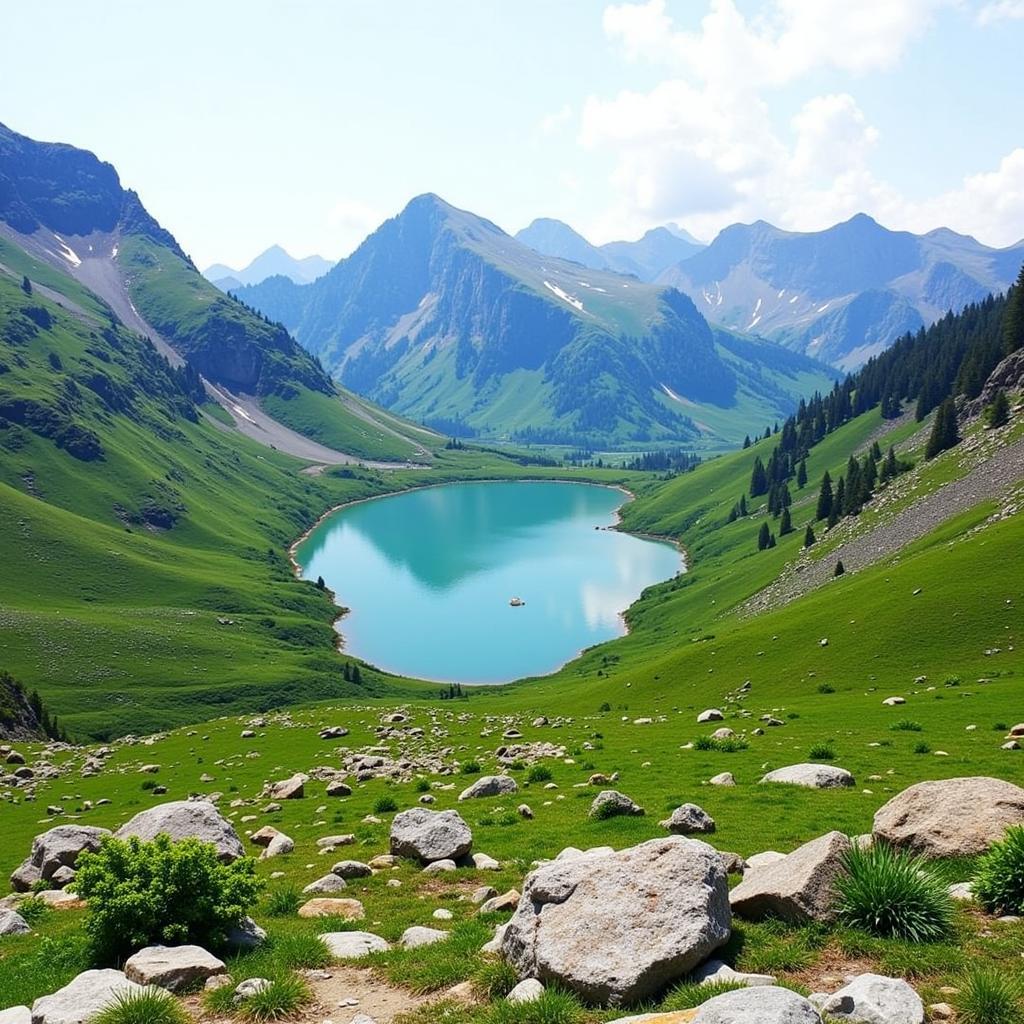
[986,389,1010,428]
[804,524,816,548]
[742,435,751,449]
[871,441,882,461]
[767,532,776,548]
[834,477,846,521]
[316,575,326,590]
[343,663,352,682]
[739,495,748,517]
[21,275,32,295]
[1003,264,1024,356]
[749,457,768,497]
[925,397,960,459]
[757,522,771,551]
[815,471,833,521]
[880,445,898,483]
[352,664,362,684]
[797,458,807,489]
[779,507,793,535]
[834,560,845,577]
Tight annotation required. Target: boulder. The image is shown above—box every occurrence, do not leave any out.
[820,974,924,1023]
[233,978,271,1003]
[326,780,352,797]
[303,874,348,894]
[265,773,306,800]
[690,959,775,987]
[709,772,735,786]
[400,926,448,948]
[729,831,851,923]
[692,986,822,1022]
[225,916,266,951]
[30,969,144,1024]
[501,836,730,1005]
[660,804,715,834]
[872,776,1024,857]
[507,979,545,1004]
[331,860,373,879]
[589,789,645,819]
[472,852,500,870]
[10,825,110,892]
[260,832,294,859]
[114,801,244,862]
[479,889,520,913]
[760,764,855,789]
[390,807,472,863]
[123,944,226,993]
[458,775,518,801]
[297,897,364,919]
[697,709,724,723]
[249,826,280,847]
[0,909,31,936]
[320,931,391,958]
[0,1008,31,1024]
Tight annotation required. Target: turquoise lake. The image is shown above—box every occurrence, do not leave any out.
[294,481,683,684]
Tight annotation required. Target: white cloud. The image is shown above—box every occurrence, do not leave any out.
[326,198,385,256]
[578,0,1024,247]
[540,104,574,136]
[977,0,1024,23]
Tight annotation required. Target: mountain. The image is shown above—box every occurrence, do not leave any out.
[658,213,1024,370]
[515,218,704,281]
[204,245,334,290]
[238,194,834,448]
[0,122,428,463]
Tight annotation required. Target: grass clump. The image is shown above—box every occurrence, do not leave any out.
[661,979,746,1009]
[955,968,1023,1024]
[372,920,491,994]
[693,735,748,753]
[374,795,399,813]
[487,988,583,1024]
[913,741,932,754]
[835,842,954,942]
[890,719,923,732]
[91,989,191,1024]
[526,764,552,783]
[460,761,481,774]
[973,825,1024,915]
[807,741,836,760]
[473,959,519,1000]
[270,931,331,969]
[263,884,302,918]
[242,974,311,1022]
[74,835,263,962]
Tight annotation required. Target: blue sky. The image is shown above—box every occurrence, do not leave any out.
[3,0,1023,267]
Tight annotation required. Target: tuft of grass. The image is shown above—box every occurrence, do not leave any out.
[242,973,311,1022]
[473,959,519,1000]
[973,825,1024,915]
[835,842,954,942]
[371,920,491,994]
[526,765,552,784]
[91,989,191,1024]
[913,740,932,754]
[693,735,748,753]
[263,885,302,917]
[890,719,923,732]
[956,968,1023,1024]
[487,988,584,1024]
[807,741,836,761]
[271,932,331,969]
[460,761,481,775]
[374,795,399,814]
[816,683,836,694]
[660,979,746,1010]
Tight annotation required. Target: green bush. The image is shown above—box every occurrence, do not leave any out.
[956,968,1023,1024]
[14,895,50,925]
[91,988,191,1024]
[973,825,1024,915]
[74,835,263,962]
[816,683,836,694]
[526,764,552,783]
[374,795,399,813]
[460,761,481,775]
[415,778,431,793]
[835,842,954,942]
[913,741,931,754]
[890,720,923,732]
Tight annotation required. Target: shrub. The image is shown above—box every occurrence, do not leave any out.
[835,842,954,942]
[373,795,399,813]
[973,825,1024,915]
[693,735,748,753]
[415,778,431,793]
[816,683,836,694]
[487,988,583,1024]
[74,835,263,962]
[263,884,301,917]
[14,895,50,925]
[890,720,923,732]
[460,761,481,775]
[808,741,836,761]
[955,968,1023,1024]
[913,741,931,754]
[526,764,552,783]
[91,988,191,1024]
[140,779,157,791]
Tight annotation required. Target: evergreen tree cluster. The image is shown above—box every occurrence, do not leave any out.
[0,669,67,741]
[814,443,907,526]
[342,663,362,684]
[438,682,467,700]
[623,448,702,474]
[726,494,748,523]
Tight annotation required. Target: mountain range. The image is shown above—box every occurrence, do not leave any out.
[515,218,705,282]
[237,194,833,448]
[204,245,334,291]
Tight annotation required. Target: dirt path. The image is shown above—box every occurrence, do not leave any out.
[741,431,1024,617]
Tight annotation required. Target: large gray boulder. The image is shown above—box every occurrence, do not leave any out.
[872,776,1024,857]
[320,931,391,958]
[114,801,244,862]
[589,790,645,819]
[458,775,518,801]
[729,831,851,923]
[501,836,730,1006]
[821,974,924,1023]
[760,764,855,789]
[0,909,31,936]
[10,825,111,892]
[693,986,823,1022]
[123,944,226,993]
[389,808,472,864]
[660,804,715,834]
[0,1008,31,1024]
[31,970,145,1024]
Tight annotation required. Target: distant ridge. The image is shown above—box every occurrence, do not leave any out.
[204,244,334,289]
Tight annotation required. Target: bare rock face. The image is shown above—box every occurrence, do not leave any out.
[114,800,244,862]
[123,944,226,993]
[692,986,823,1022]
[729,831,851,924]
[872,776,1024,857]
[389,807,472,864]
[31,970,145,1024]
[10,825,111,892]
[501,836,731,1006]
[458,775,518,801]
[760,764,855,789]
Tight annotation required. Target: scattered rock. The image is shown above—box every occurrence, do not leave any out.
[30,969,144,1024]
[692,986,822,1022]
[265,773,306,800]
[0,909,31,936]
[820,973,924,1023]
[297,898,364,919]
[400,926,448,948]
[10,825,110,892]
[507,979,545,1004]
[114,801,244,862]
[689,959,775,987]
[697,709,724,723]
[123,944,226,993]
[479,889,520,913]
[589,789,645,819]
[233,978,271,1003]
[320,931,390,958]
[303,874,348,894]
[760,764,855,789]
[260,832,294,859]
[390,807,473,864]
[660,804,715,834]
[226,916,266,951]
[458,775,518,800]
[709,772,735,786]
[331,860,373,879]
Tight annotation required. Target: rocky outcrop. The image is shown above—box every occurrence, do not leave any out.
[501,837,730,1006]
[389,808,472,864]
[873,777,1024,857]
[114,800,244,861]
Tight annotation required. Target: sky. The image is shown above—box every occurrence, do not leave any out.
[3,0,1023,269]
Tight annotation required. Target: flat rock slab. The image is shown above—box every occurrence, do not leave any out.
[31,969,145,1024]
[821,973,924,1024]
[390,807,472,864]
[730,831,851,924]
[693,986,823,1022]
[321,931,391,958]
[873,776,1024,857]
[114,801,243,862]
[610,1014,698,1024]
[298,897,364,919]
[760,764,855,789]
[124,944,226,993]
[502,836,730,1006]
